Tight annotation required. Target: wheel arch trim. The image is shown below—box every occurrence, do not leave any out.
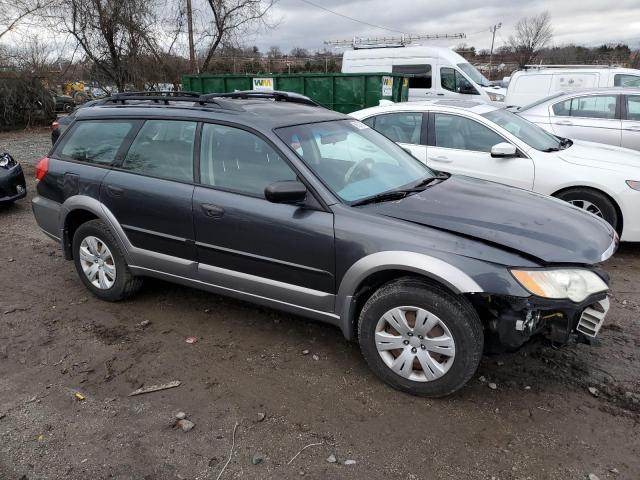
[336,251,483,340]
[60,195,132,261]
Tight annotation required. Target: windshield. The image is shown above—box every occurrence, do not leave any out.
[457,63,490,87]
[276,120,435,203]
[482,109,563,151]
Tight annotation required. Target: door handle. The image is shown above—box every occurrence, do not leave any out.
[431,156,452,163]
[436,93,445,96]
[201,203,224,218]
[105,185,124,197]
[555,120,573,126]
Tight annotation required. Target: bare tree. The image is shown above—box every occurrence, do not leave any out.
[508,11,553,67]
[53,0,159,91]
[198,0,276,72]
[0,0,51,41]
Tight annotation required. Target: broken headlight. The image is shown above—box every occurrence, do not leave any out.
[510,268,608,303]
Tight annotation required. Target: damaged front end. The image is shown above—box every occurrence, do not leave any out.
[472,292,610,352]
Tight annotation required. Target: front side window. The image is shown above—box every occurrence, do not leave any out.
[392,64,432,89]
[59,121,135,165]
[569,95,617,119]
[627,96,640,121]
[122,120,196,182]
[434,114,503,152]
[276,120,433,203]
[371,112,423,144]
[614,74,640,87]
[200,124,296,197]
[441,67,478,95]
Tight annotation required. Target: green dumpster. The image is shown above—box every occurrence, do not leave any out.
[182,73,410,113]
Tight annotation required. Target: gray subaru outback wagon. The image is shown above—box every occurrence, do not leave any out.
[32,91,616,397]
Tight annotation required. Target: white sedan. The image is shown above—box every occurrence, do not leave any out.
[350,100,640,241]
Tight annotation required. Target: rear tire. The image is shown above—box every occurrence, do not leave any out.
[72,219,142,301]
[556,188,618,231]
[358,277,483,397]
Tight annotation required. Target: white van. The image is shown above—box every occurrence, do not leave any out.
[341,46,506,102]
[505,66,640,107]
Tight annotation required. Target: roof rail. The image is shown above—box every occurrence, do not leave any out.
[523,64,620,70]
[109,90,202,105]
[202,90,321,107]
[103,90,245,112]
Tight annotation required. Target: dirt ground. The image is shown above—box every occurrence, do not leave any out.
[0,128,639,480]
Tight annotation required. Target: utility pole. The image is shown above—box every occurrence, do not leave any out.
[488,23,502,80]
[186,0,197,73]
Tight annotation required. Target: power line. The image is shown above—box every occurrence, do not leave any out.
[295,0,410,35]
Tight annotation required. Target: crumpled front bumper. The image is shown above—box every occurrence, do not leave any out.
[474,290,611,350]
[0,163,27,204]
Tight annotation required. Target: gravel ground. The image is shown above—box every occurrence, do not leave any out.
[0,129,639,480]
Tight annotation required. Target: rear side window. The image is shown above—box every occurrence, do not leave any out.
[121,120,196,183]
[392,64,432,89]
[562,95,618,119]
[371,112,423,144]
[59,121,135,165]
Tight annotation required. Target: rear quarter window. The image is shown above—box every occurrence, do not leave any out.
[56,120,136,165]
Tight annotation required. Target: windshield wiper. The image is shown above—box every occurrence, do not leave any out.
[351,174,449,207]
[351,190,412,207]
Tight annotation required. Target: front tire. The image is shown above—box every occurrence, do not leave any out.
[72,219,142,301]
[358,277,483,397]
[556,188,618,231]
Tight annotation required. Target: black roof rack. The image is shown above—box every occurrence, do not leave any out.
[202,90,320,107]
[97,90,319,112]
[104,90,245,111]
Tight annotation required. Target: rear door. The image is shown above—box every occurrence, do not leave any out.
[622,94,640,150]
[362,112,427,161]
[549,94,622,146]
[100,119,198,265]
[426,112,534,189]
[392,64,434,100]
[193,122,335,312]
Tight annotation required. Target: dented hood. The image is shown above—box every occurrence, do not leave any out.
[362,175,616,264]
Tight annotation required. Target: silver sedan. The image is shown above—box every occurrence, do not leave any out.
[516,87,640,151]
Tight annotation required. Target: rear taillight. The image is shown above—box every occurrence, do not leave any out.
[51,121,60,130]
[35,156,49,182]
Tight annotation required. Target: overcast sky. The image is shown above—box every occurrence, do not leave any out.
[248,0,640,52]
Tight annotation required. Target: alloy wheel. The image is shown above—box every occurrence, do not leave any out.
[568,199,603,218]
[375,306,456,382]
[79,235,116,289]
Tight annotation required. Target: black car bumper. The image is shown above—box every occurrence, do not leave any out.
[0,163,27,204]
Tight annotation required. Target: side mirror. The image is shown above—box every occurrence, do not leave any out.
[265,180,307,204]
[457,84,478,95]
[491,142,518,158]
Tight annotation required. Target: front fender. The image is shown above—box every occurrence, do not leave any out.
[335,251,484,340]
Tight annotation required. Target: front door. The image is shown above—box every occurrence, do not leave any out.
[427,112,535,190]
[100,119,198,267]
[439,66,481,99]
[622,94,640,151]
[193,123,335,312]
